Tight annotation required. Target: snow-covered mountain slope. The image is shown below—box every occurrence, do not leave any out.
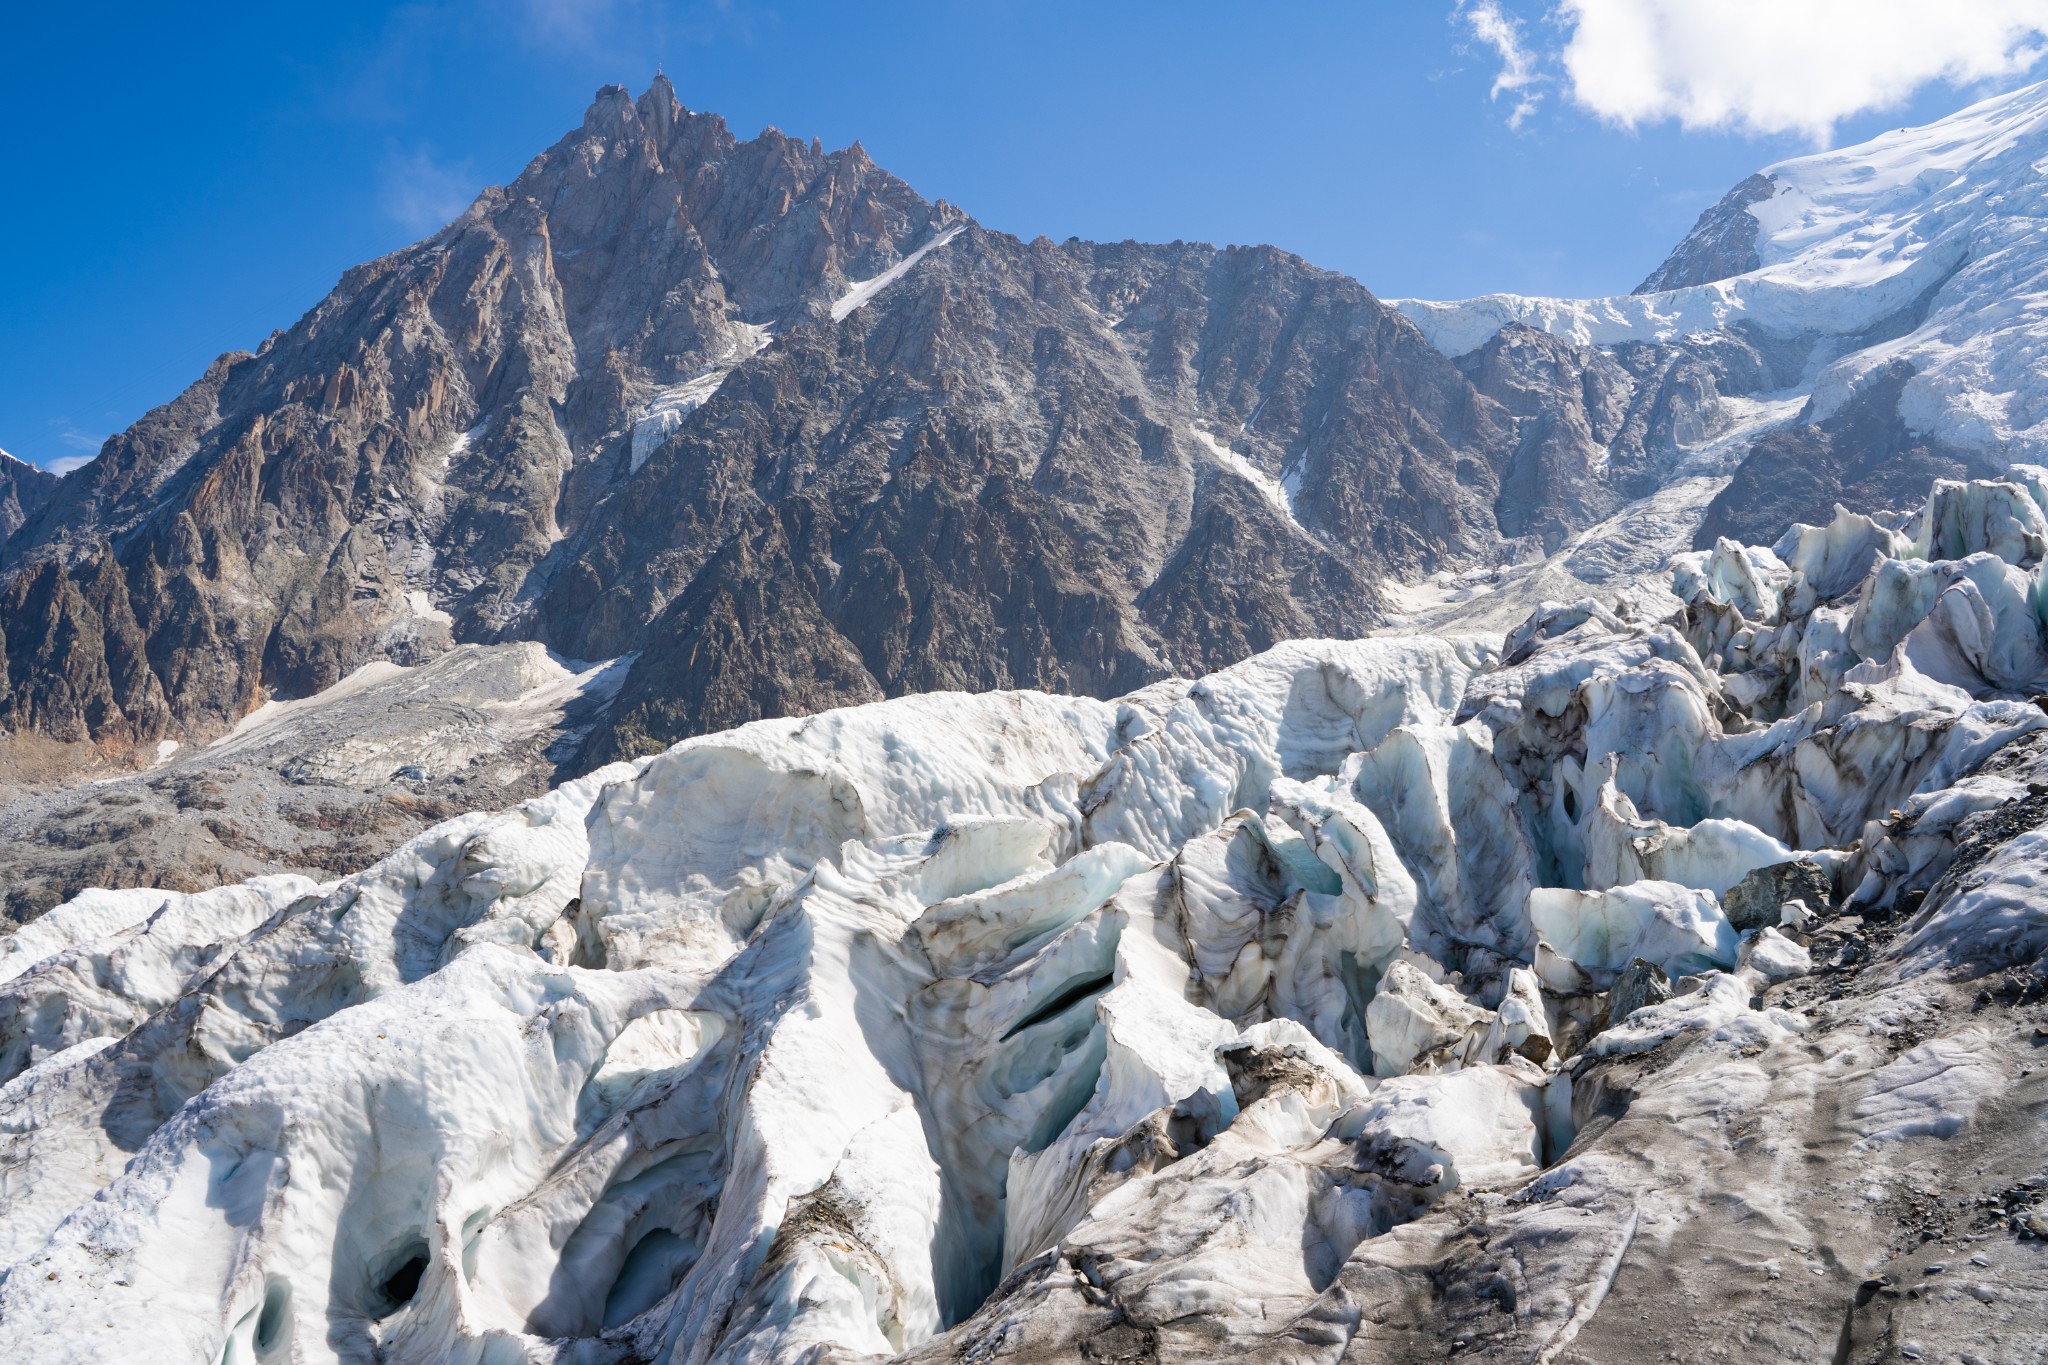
[5,466,2048,1361]
[1398,79,2048,466]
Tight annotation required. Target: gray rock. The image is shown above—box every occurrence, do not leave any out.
[1635,172,1776,294]
[0,453,56,543]
[0,643,617,924]
[1692,362,1998,552]
[1456,325,1755,555]
[1607,957,1672,1026]
[1725,859,1834,933]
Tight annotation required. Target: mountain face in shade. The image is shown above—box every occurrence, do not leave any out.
[0,78,1738,762]
[0,452,56,543]
[1632,172,1775,294]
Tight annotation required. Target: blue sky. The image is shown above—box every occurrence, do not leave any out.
[4,0,2043,471]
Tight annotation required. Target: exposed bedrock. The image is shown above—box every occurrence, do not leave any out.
[3,469,2048,1361]
[1693,361,2003,552]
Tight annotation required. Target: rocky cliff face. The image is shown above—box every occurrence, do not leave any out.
[1453,323,1782,554]
[0,453,55,543]
[0,78,1738,766]
[561,231,1529,761]
[1633,172,1775,293]
[1691,361,1988,549]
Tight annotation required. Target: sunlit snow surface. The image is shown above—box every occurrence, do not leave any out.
[1395,79,2048,459]
[1189,427,1308,535]
[628,324,776,474]
[7,470,2048,1360]
[830,224,965,322]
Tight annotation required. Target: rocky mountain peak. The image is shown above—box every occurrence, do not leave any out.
[0,79,1734,775]
[636,69,681,126]
[1633,171,1776,293]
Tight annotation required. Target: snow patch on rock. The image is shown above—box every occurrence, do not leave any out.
[831,224,966,323]
[1190,427,1307,535]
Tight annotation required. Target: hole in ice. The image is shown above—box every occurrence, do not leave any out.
[998,970,1115,1041]
[1562,786,1580,823]
[601,1227,696,1329]
[380,1254,427,1309]
[1017,1025,1108,1155]
[381,1253,427,1309]
[589,1009,722,1105]
[253,1277,291,1358]
[1333,949,1381,1073]
[370,1240,430,1318]
[460,1208,488,1283]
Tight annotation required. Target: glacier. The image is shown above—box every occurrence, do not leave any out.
[5,471,2048,1360]
[1395,78,2048,464]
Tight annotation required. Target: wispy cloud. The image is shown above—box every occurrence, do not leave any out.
[514,0,768,61]
[36,419,105,472]
[1457,0,1544,128]
[377,144,480,236]
[518,0,629,53]
[1451,0,2048,144]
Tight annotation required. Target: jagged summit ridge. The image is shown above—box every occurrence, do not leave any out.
[0,77,953,737]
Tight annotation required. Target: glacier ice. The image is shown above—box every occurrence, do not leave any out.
[1738,925,1812,984]
[5,471,2048,1360]
[1394,79,2048,467]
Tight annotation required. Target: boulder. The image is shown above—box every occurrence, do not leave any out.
[1607,957,1672,1026]
[1725,860,1833,933]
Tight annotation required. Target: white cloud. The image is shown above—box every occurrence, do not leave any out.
[30,419,106,472]
[1459,1,1545,127]
[377,145,480,237]
[1556,0,2048,143]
